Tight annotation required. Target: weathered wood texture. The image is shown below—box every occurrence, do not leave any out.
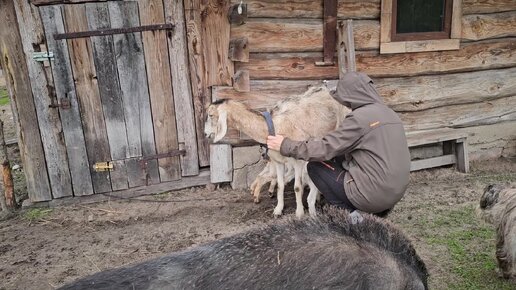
[0,121,16,209]
[232,70,250,92]
[231,19,378,52]
[138,0,181,182]
[236,39,516,79]
[399,95,516,131]
[185,0,210,167]
[231,0,380,19]
[201,0,234,86]
[108,1,159,187]
[463,121,516,160]
[164,0,199,177]
[230,0,515,18]
[463,0,516,15]
[86,3,129,191]
[229,37,249,62]
[31,0,116,5]
[40,5,94,197]
[210,144,233,183]
[0,0,52,202]
[462,11,516,40]
[64,4,112,193]
[14,0,73,199]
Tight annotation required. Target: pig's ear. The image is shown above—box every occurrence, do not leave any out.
[213,109,227,143]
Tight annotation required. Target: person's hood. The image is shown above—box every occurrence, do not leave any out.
[334,72,384,109]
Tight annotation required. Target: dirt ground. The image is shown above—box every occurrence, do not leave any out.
[0,158,514,289]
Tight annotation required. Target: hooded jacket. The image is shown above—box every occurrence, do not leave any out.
[280,72,410,213]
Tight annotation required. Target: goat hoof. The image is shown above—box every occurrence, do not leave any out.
[253,197,260,204]
[295,209,305,219]
[273,208,283,217]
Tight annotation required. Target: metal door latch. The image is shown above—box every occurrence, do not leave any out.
[93,161,113,172]
[33,51,54,62]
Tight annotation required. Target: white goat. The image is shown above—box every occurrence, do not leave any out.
[205,86,350,218]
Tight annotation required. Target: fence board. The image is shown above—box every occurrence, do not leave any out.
[138,0,181,182]
[185,0,210,167]
[108,1,159,186]
[164,0,199,176]
[86,2,129,190]
[64,4,112,193]
[0,0,52,201]
[14,0,72,198]
[40,5,94,197]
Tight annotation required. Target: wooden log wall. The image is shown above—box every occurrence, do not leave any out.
[217,0,516,160]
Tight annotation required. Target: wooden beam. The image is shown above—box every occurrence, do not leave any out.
[164,0,200,177]
[210,144,233,183]
[231,0,380,19]
[463,0,516,15]
[462,11,516,41]
[232,70,250,92]
[0,0,52,202]
[30,0,118,5]
[406,129,468,147]
[229,37,249,62]
[14,0,73,199]
[185,0,210,167]
[320,0,337,65]
[337,19,356,75]
[455,139,469,173]
[236,39,516,79]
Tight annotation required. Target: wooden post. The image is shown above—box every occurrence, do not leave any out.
[0,121,16,209]
[316,0,337,66]
[338,19,356,79]
[0,0,52,202]
[210,144,232,183]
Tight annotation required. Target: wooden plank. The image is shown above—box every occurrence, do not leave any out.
[375,67,516,112]
[108,1,159,186]
[202,0,233,86]
[450,0,462,39]
[40,5,94,196]
[381,39,460,54]
[45,169,211,208]
[64,4,112,193]
[343,20,356,72]
[456,139,470,173]
[410,155,456,172]
[462,11,516,41]
[210,144,232,183]
[400,95,516,131]
[13,0,73,199]
[406,129,468,147]
[31,0,116,5]
[456,121,516,161]
[163,0,200,177]
[0,0,52,202]
[380,0,392,43]
[185,0,210,167]
[138,0,181,181]
[237,39,516,79]
[231,0,380,19]
[86,3,129,191]
[463,0,516,15]
[231,19,379,53]
[322,0,337,64]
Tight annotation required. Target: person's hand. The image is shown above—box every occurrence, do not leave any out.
[267,135,285,151]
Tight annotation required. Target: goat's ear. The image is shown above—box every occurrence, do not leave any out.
[213,108,227,143]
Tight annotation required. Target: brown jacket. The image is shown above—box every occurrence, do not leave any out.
[280,72,410,213]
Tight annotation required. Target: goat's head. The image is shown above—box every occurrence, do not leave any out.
[204,103,228,143]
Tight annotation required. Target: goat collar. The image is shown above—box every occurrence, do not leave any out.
[260,111,275,160]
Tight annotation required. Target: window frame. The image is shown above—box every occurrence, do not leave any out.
[380,0,462,54]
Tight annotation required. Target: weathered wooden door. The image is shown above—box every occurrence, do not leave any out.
[37,1,199,196]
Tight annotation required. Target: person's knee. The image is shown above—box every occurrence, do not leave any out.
[306,161,319,179]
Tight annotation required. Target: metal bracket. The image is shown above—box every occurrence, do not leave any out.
[48,98,71,109]
[33,51,54,62]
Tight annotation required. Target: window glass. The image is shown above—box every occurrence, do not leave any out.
[396,0,446,33]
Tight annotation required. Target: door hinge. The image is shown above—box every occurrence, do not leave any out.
[33,51,54,62]
[93,161,113,172]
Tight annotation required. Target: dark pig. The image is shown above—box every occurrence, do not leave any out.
[59,208,428,290]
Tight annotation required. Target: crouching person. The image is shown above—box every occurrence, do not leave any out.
[58,208,428,289]
[267,72,410,216]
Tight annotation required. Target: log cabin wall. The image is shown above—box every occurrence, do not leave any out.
[215,0,516,161]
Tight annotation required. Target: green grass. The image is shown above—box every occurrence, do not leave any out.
[23,208,53,221]
[0,86,9,106]
[422,206,514,289]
